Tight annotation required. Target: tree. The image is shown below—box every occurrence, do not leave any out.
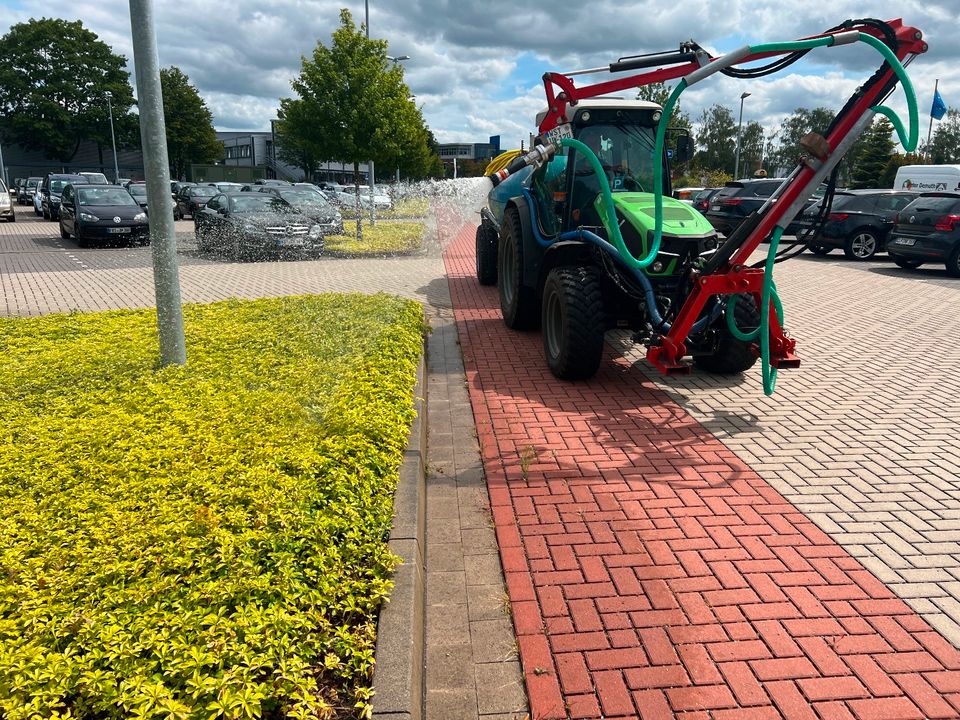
[737,121,765,178]
[693,104,736,173]
[637,82,692,173]
[275,100,321,180]
[277,9,433,238]
[882,152,926,188]
[0,18,136,162]
[849,117,895,188]
[766,107,835,175]
[160,67,222,180]
[928,109,960,164]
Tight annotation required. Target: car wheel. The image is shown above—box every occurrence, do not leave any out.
[75,229,89,248]
[844,229,879,260]
[59,221,69,239]
[194,223,209,253]
[892,256,923,270]
[42,206,49,220]
[947,246,960,278]
[808,242,831,256]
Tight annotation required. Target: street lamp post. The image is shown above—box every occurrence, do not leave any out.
[734,91,751,180]
[0,136,6,189]
[106,91,120,183]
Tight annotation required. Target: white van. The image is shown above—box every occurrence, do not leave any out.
[893,164,960,193]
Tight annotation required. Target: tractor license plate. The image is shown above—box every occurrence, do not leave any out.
[545,123,573,146]
[108,227,131,234]
[892,237,915,246]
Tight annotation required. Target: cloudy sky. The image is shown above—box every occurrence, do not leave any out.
[2,0,958,149]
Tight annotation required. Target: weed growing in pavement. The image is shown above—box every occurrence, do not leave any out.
[519,445,538,480]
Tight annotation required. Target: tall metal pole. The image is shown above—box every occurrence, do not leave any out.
[364,0,369,37]
[106,92,120,183]
[926,78,938,160]
[734,91,750,180]
[0,136,6,188]
[129,0,186,366]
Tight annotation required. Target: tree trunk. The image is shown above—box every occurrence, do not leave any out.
[353,160,363,241]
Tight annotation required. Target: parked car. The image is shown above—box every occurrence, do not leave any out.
[673,186,704,205]
[175,185,218,219]
[79,172,110,185]
[257,186,344,236]
[692,188,721,213]
[0,179,14,222]
[209,182,246,194]
[40,173,87,220]
[171,181,196,202]
[705,179,787,236]
[9,178,20,199]
[127,182,148,208]
[194,192,327,259]
[800,190,916,260]
[33,185,44,216]
[58,183,149,247]
[19,177,42,205]
[887,192,960,276]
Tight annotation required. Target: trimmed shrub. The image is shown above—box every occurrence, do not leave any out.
[0,294,424,719]
[325,222,424,255]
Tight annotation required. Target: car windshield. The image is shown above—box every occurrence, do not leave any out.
[27,179,39,189]
[280,190,332,208]
[228,195,291,213]
[78,188,139,206]
[191,187,217,197]
[128,185,147,197]
[82,173,109,184]
[902,196,960,214]
[50,179,81,193]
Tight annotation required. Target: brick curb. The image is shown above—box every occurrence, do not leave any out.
[372,352,428,720]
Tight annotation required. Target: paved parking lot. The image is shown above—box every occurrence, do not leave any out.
[0,206,449,316]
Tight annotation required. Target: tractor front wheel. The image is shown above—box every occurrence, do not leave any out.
[498,208,539,329]
[542,266,605,380]
[694,293,760,375]
[476,221,498,285]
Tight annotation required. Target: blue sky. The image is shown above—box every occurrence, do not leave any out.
[1,0,956,149]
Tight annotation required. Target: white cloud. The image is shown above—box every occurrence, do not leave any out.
[3,0,958,149]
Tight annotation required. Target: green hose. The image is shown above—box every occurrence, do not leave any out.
[857,32,919,151]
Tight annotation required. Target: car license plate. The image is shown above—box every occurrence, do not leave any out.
[279,238,304,247]
[892,237,915,246]
[544,123,573,146]
[108,227,131,234]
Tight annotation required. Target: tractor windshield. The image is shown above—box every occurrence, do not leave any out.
[569,123,659,227]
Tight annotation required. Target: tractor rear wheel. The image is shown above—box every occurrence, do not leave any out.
[498,207,539,329]
[476,221,498,285]
[542,266,605,380]
[694,293,760,375]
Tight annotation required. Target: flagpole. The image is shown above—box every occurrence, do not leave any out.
[926,78,938,161]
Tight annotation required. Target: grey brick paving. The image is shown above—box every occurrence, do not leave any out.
[613,248,960,646]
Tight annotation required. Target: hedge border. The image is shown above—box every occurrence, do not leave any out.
[370,351,427,720]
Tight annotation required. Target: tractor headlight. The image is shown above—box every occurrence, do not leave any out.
[652,260,664,272]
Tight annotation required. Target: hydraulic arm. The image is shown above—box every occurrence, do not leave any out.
[496,18,926,394]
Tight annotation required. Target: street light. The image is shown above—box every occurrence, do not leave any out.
[106,91,120,184]
[734,91,751,180]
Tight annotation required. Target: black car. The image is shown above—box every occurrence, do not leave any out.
[705,179,788,235]
[886,193,960,276]
[58,183,149,247]
[127,182,149,209]
[18,177,39,205]
[801,190,916,260]
[41,173,87,220]
[692,187,721,213]
[176,185,218,219]
[171,181,196,203]
[256,186,344,236]
[79,172,110,185]
[194,192,326,259]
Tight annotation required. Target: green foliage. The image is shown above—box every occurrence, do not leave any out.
[882,151,927,188]
[693,104,736,174]
[849,117,895,188]
[766,107,835,176]
[160,67,223,181]
[0,18,136,161]
[326,221,425,254]
[928,109,960,163]
[0,295,424,719]
[276,10,439,234]
[737,121,765,178]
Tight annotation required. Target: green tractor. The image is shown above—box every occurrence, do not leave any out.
[478,98,758,380]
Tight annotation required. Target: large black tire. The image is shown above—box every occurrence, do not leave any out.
[694,293,760,375]
[947,247,960,278]
[542,266,605,380]
[892,256,923,270]
[497,208,540,329]
[844,228,879,260]
[476,222,498,285]
[59,221,69,239]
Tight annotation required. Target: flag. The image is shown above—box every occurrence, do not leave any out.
[931,89,948,120]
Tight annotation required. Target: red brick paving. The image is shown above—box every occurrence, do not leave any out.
[442,221,960,720]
